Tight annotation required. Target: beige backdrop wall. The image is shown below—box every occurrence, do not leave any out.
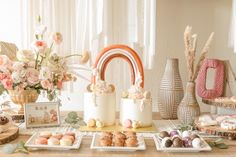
[145,0,235,113]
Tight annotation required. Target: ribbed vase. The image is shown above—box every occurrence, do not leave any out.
[177,82,200,125]
[158,58,184,119]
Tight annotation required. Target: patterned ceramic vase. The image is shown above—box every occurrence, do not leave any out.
[158,58,184,119]
[177,81,200,124]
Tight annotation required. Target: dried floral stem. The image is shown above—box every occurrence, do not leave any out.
[183,25,214,82]
[192,32,214,81]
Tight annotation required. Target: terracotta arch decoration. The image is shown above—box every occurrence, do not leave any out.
[197,59,225,99]
[92,44,144,88]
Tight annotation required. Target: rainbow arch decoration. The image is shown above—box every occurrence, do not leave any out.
[92,44,144,88]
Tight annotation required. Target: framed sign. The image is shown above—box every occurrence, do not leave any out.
[24,102,60,128]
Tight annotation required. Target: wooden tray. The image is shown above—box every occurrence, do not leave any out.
[79,121,157,133]
[202,99,236,109]
[195,120,236,137]
[0,125,19,145]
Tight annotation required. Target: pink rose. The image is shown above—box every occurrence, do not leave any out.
[26,68,39,86]
[57,81,63,90]
[52,32,63,45]
[41,79,53,90]
[0,55,12,69]
[0,73,7,80]
[1,78,13,90]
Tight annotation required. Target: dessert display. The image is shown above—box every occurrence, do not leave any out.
[25,131,82,150]
[196,114,236,138]
[90,130,146,151]
[153,129,211,152]
[99,131,138,147]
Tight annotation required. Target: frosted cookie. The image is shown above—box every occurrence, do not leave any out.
[48,137,60,145]
[35,137,48,145]
[221,118,236,130]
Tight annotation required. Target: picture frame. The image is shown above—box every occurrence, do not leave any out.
[24,102,61,128]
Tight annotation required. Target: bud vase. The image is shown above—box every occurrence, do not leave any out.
[177,81,200,124]
[158,58,184,119]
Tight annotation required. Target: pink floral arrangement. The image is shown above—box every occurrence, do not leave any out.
[0,16,89,101]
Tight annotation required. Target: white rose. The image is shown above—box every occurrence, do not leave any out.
[17,50,35,62]
[11,71,23,83]
[39,67,52,80]
[12,62,24,71]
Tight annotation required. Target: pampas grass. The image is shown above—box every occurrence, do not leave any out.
[184,26,214,82]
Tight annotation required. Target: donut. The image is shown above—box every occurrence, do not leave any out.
[101,132,113,139]
[113,132,126,139]
[114,138,125,147]
[60,138,73,146]
[48,137,60,145]
[124,131,136,138]
[35,137,48,145]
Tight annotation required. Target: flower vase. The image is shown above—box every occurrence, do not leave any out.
[177,81,200,124]
[8,89,39,114]
[158,58,184,119]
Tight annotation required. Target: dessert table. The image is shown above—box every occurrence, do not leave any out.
[1,112,236,157]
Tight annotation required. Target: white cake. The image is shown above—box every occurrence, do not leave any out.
[120,85,152,128]
[120,98,152,127]
[83,81,116,127]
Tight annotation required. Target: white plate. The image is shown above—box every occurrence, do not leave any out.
[25,132,82,150]
[90,133,146,151]
[153,134,212,152]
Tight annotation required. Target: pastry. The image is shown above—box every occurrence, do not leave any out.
[35,137,48,145]
[62,135,75,143]
[172,137,183,147]
[100,138,112,146]
[192,138,201,148]
[0,115,12,133]
[101,132,113,139]
[48,137,60,145]
[159,131,170,139]
[113,137,125,147]
[161,137,172,148]
[39,131,52,139]
[124,131,136,139]
[125,137,138,147]
[113,132,126,139]
[60,138,73,146]
[87,119,96,127]
[132,121,140,129]
[51,133,63,140]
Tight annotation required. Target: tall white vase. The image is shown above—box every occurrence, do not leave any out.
[158,58,184,119]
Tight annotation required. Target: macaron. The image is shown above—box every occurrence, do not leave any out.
[96,120,105,128]
[132,121,140,129]
[182,130,191,138]
[87,119,96,127]
[64,132,76,138]
[48,137,60,145]
[159,131,170,139]
[60,138,73,146]
[62,135,75,143]
[123,119,132,128]
[39,131,52,139]
[51,133,63,140]
[35,137,48,145]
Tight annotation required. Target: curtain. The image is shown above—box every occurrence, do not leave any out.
[19,0,157,110]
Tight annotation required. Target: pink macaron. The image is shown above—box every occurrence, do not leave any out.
[123,119,132,128]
